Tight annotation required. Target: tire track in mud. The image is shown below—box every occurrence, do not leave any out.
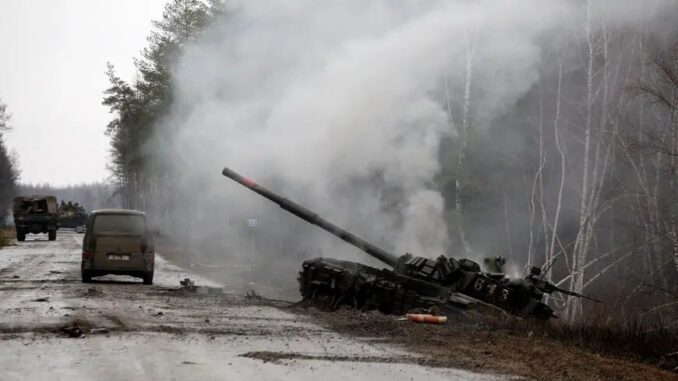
[241,351,450,367]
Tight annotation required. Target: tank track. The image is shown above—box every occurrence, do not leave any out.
[298,257,467,315]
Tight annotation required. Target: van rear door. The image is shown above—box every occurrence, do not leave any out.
[90,214,148,270]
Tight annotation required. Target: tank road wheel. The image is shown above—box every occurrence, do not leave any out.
[143,272,154,285]
[48,230,57,241]
[16,230,25,242]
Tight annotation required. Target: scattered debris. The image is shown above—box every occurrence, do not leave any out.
[12,275,19,279]
[89,328,110,335]
[179,278,197,292]
[181,361,197,365]
[153,311,164,317]
[32,297,49,302]
[59,323,83,338]
[404,314,447,324]
[179,278,222,295]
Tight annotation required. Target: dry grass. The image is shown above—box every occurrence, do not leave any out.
[496,318,678,370]
[298,306,678,380]
[0,227,15,248]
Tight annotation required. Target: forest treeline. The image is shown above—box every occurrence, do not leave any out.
[0,99,19,224]
[18,183,120,213]
[103,0,678,325]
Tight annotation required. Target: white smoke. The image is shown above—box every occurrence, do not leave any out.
[153,0,579,277]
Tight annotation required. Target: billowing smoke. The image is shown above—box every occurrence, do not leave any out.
[150,0,668,295]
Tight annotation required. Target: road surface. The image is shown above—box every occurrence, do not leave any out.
[0,230,510,381]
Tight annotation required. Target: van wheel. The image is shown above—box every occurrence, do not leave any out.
[48,230,57,241]
[17,230,25,242]
[143,272,154,285]
[82,271,92,283]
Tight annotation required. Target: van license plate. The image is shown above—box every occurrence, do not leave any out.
[108,254,130,261]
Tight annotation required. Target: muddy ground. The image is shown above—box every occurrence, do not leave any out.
[158,239,678,381]
[4,230,670,380]
[295,307,678,381]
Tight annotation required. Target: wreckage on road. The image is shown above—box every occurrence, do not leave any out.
[222,166,600,320]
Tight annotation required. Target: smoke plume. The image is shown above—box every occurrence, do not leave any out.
[150,0,671,295]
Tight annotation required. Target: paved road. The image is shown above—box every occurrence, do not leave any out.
[0,230,508,381]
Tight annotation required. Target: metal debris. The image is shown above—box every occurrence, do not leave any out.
[59,323,83,338]
[404,314,447,324]
[179,278,222,295]
[179,278,197,291]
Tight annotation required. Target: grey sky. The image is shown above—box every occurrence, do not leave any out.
[0,0,166,186]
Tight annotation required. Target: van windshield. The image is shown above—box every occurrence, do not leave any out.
[92,214,146,236]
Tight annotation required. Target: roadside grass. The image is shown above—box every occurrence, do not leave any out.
[489,317,678,372]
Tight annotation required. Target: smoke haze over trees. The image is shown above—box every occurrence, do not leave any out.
[103,0,678,325]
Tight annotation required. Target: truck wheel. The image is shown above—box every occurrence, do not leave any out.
[82,271,92,283]
[17,230,25,242]
[48,230,57,241]
[143,272,154,285]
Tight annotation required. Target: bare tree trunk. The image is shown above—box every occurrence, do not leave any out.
[549,58,566,288]
[671,91,678,275]
[567,0,595,321]
[529,81,549,270]
[454,32,474,257]
[502,186,513,259]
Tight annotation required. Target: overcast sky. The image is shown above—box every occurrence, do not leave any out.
[0,0,167,186]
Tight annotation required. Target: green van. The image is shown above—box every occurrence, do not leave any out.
[81,209,155,284]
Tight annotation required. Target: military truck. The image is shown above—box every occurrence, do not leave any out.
[13,195,59,241]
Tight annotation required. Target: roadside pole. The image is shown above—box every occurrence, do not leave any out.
[248,218,256,257]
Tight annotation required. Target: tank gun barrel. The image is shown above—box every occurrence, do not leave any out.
[222,166,399,268]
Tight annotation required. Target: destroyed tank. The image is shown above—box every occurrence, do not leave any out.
[222,166,600,320]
